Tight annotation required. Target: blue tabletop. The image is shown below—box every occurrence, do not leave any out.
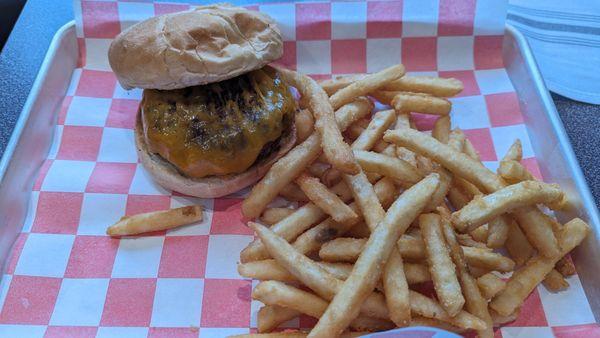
[1,0,599,208]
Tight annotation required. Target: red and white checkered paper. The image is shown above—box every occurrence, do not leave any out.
[0,0,598,337]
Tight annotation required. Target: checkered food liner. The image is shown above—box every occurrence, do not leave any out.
[0,0,597,337]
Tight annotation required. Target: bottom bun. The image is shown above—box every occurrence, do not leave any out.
[135,109,296,198]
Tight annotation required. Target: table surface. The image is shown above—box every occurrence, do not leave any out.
[1,0,599,210]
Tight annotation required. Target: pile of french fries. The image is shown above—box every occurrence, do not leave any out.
[235,64,590,338]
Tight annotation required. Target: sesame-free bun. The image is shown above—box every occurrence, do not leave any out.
[134,110,296,198]
[108,4,283,90]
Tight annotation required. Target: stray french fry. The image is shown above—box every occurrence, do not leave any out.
[309,174,440,337]
[498,160,536,184]
[260,208,295,226]
[409,290,487,330]
[432,115,451,143]
[505,218,535,266]
[277,66,360,175]
[490,218,590,316]
[487,215,511,249]
[258,305,301,333]
[392,92,451,115]
[543,269,569,292]
[352,109,397,151]
[280,182,309,202]
[420,213,465,316]
[462,246,515,272]
[354,150,422,184]
[452,181,564,232]
[383,76,463,97]
[439,209,493,338]
[556,256,577,277]
[502,139,523,162]
[106,205,202,236]
[329,65,405,110]
[295,109,314,143]
[296,173,358,224]
[477,273,507,300]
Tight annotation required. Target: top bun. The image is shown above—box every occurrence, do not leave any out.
[108,4,283,90]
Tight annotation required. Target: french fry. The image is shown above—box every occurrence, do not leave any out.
[469,223,489,243]
[296,173,358,224]
[354,150,422,184]
[257,305,301,333]
[370,90,398,105]
[342,172,386,231]
[512,207,561,258]
[397,235,427,261]
[347,316,395,332]
[292,178,397,256]
[432,115,451,143]
[456,233,489,249]
[279,183,309,202]
[319,75,363,96]
[410,316,466,334]
[490,218,590,316]
[277,67,360,175]
[346,119,370,140]
[556,256,577,277]
[329,65,405,110]
[328,180,353,201]
[351,109,397,151]
[392,92,451,115]
[439,209,493,338]
[232,332,367,338]
[498,160,536,184]
[447,187,471,210]
[502,139,523,162]
[383,128,505,193]
[295,109,314,143]
[477,273,507,300]
[382,76,463,97]
[543,269,569,292]
[409,290,487,330]
[463,136,481,162]
[469,266,492,278]
[420,213,465,317]
[309,174,440,337]
[462,246,515,272]
[383,248,411,326]
[106,205,202,236]
[242,97,372,219]
[487,215,511,249]
[452,181,564,232]
[491,309,519,327]
[308,162,330,178]
[505,218,534,266]
[260,208,296,226]
[319,238,365,263]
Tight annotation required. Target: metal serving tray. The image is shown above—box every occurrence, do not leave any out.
[0,21,599,321]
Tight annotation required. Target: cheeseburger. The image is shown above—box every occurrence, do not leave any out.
[108,4,297,198]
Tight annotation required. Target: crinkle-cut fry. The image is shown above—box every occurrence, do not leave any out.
[242,97,372,219]
[277,67,360,175]
[411,316,466,334]
[351,109,397,151]
[392,92,451,115]
[249,222,390,320]
[354,150,422,184]
[420,213,465,317]
[498,160,536,184]
[452,181,564,232]
[432,115,451,143]
[319,74,364,96]
[292,178,397,256]
[490,218,590,316]
[279,182,309,202]
[505,218,535,266]
[260,208,296,226]
[502,139,523,162]
[106,205,202,236]
[409,290,487,330]
[383,128,505,193]
[477,273,507,300]
[439,210,493,338]
[258,305,301,333]
[469,224,489,243]
[512,206,561,258]
[462,246,515,272]
[487,215,511,249]
[295,108,314,144]
[543,269,570,292]
[556,256,577,277]
[309,174,440,337]
[329,64,405,110]
[296,173,358,224]
[383,76,464,97]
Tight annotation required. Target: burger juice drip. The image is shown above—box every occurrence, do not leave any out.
[141,69,295,178]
